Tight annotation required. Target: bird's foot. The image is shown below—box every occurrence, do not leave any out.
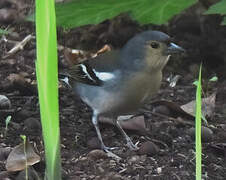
[126,140,139,151]
[104,149,122,161]
[102,145,119,152]
[101,145,121,160]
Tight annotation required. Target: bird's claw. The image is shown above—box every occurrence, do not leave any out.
[102,145,119,152]
[126,141,139,151]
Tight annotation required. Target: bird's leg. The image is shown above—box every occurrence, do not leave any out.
[115,119,139,151]
[92,112,117,151]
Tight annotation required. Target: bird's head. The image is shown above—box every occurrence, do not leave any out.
[120,31,185,72]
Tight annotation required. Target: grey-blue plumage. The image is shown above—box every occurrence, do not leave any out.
[68,30,185,151]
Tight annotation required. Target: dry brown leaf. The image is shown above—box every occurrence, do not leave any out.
[63,45,112,66]
[6,141,40,172]
[152,100,194,120]
[99,115,146,134]
[94,44,112,57]
[181,93,216,118]
[63,48,88,65]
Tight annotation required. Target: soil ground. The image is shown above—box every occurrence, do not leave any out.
[0,1,226,180]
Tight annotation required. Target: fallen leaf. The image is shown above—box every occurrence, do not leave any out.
[181,93,216,119]
[63,44,112,66]
[63,48,88,65]
[99,115,146,134]
[152,100,194,120]
[6,141,40,172]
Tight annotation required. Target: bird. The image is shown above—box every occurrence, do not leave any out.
[66,30,185,152]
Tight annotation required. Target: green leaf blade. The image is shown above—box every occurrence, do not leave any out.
[132,0,197,25]
[55,0,197,28]
[195,65,202,180]
[205,0,226,15]
[36,0,62,179]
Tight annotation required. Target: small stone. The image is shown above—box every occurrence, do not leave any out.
[138,141,159,156]
[24,118,41,132]
[87,149,108,160]
[187,126,213,142]
[16,109,34,120]
[0,95,11,109]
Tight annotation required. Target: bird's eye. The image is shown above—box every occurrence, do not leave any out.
[150,42,159,49]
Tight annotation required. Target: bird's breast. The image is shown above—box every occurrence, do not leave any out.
[115,71,162,113]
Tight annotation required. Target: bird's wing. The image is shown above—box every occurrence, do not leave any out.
[68,50,120,86]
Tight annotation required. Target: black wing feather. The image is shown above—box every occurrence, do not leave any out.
[68,50,120,86]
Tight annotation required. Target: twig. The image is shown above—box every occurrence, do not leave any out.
[3,34,35,58]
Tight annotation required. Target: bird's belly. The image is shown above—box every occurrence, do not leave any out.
[75,72,162,116]
[119,71,162,107]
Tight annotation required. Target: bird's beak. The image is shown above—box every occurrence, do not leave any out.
[165,43,185,55]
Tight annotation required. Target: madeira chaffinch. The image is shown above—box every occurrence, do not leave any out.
[67,30,185,151]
